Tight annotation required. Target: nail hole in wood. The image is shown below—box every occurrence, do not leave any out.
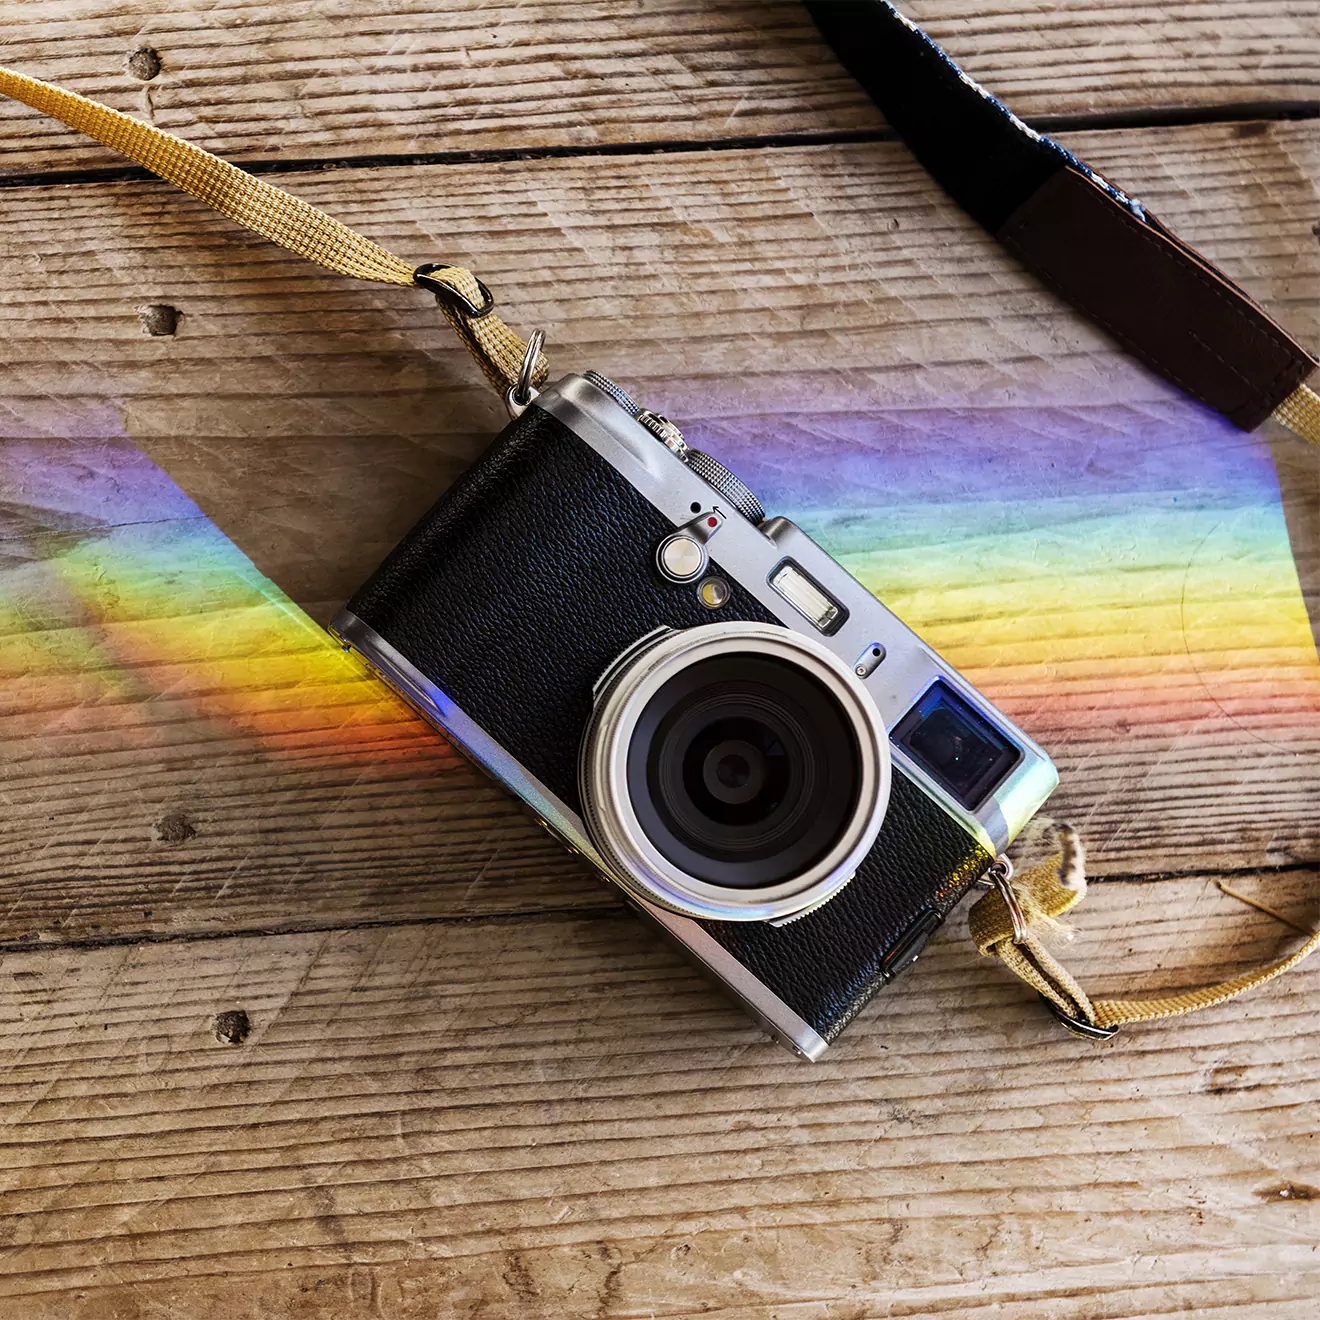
[1255,1181,1319,1202]
[127,46,162,81]
[213,1010,251,1045]
[152,810,196,844]
[137,304,181,337]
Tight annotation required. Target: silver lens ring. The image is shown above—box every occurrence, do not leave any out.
[580,622,891,923]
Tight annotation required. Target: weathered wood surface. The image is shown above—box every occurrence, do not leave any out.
[0,1,1316,174]
[0,122,1315,620]
[2,122,1318,947]
[1,5,1319,1317]
[0,873,1316,1316]
[0,444,608,941]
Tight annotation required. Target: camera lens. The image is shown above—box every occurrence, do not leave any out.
[627,655,861,888]
[579,622,891,923]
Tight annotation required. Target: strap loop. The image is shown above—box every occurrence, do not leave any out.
[0,65,548,396]
[414,264,497,320]
[972,823,1320,1037]
[1039,996,1120,1040]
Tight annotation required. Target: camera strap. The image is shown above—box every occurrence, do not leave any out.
[0,51,1315,444]
[0,66,548,403]
[969,828,1320,1038]
[3,44,1318,1039]
[803,1,1320,1034]
[805,1,1320,447]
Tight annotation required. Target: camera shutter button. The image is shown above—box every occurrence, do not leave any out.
[658,534,706,581]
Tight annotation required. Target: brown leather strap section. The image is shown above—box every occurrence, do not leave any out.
[999,166,1318,430]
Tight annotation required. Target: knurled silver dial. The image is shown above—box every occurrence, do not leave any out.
[582,370,764,523]
[582,370,643,418]
[684,449,766,524]
[635,410,689,457]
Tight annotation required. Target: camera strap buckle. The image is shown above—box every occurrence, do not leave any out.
[972,822,1320,1041]
[1040,996,1119,1040]
[414,263,496,319]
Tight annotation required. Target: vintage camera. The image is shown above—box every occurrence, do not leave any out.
[332,372,1057,1058]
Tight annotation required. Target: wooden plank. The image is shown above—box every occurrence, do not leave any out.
[1276,439,1320,640]
[0,2,1317,174]
[0,442,608,942]
[0,871,1315,1316]
[2,121,1317,949]
[2,13,1316,1319]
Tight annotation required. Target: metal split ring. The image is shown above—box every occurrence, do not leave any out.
[506,329,546,419]
[982,855,1028,945]
[998,873,1028,945]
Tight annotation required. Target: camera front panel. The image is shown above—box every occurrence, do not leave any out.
[337,379,1047,1054]
[343,403,780,811]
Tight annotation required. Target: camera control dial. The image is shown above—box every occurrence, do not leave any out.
[635,410,689,457]
[683,449,765,525]
[582,370,766,525]
[582,370,643,417]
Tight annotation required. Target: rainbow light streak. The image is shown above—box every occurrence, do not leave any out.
[686,395,1320,746]
[2,395,1318,817]
[0,439,440,782]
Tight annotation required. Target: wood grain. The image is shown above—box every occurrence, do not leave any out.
[2,122,1317,945]
[1,8,1318,1314]
[0,447,609,943]
[0,2,1316,175]
[0,871,1315,1316]
[0,121,1314,601]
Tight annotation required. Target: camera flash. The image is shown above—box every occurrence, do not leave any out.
[769,561,844,633]
[698,577,731,609]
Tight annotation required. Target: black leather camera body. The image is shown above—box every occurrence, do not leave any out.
[333,372,1057,1058]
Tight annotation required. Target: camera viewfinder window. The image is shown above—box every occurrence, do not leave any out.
[892,680,1021,809]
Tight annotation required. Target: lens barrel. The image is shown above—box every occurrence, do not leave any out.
[580,623,891,923]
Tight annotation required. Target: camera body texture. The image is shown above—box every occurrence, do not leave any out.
[333,373,1057,1058]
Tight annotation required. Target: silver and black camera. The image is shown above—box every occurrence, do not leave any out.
[332,372,1057,1057]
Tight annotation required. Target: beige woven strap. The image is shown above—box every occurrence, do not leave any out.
[970,825,1320,1036]
[0,65,546,395]
[1274,381,1320,449]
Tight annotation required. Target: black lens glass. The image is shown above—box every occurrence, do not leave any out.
[892,680,1020,809]
[681,719,789,822]
[626,654,863,889]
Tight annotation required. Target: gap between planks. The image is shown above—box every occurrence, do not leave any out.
[1,0,1317,174]
[3,97,1320,192]
[0,857,1315,956]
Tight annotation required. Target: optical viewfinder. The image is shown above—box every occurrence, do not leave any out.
[893,679,1020,810]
